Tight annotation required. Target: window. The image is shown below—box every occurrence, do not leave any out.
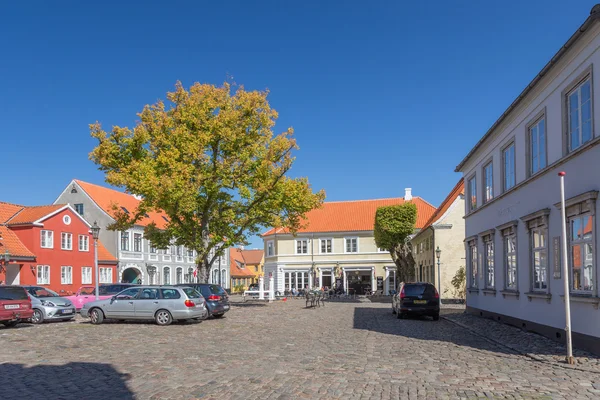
[61,232,73,250]
[378,247,387,252]
[532,228,548,291]
[498,222,518,291]
[82,267,92,284]
[78,235,89,252]
[320,239,332,254]
[468,176,477,212]
[139,288,159,300]
[176,267,183,284]
[296,239,308,254]
[41,230,54,249]
[529,116,546,175]
[570,214,594,292]
[567,77,593,152]
[483,234,494,289]
[120,232,130,251]
[61,266,73,284]
[149,242,156,253]
[74,203,84,215]
[163,267,171,285]
[483,161,493,203]
[161,288,181,299]
[468,239,478,288]
[99,268,113,283]
[37,265,50,284]
[176,246,182,256]
[267,241,274,257]
[503,143,515,192]
[345,238,358,253]
[133,233,142,252]
[284,271,308,290]
[187,249,194,257]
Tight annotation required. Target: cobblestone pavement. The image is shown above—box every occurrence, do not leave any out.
[1,298,599,400]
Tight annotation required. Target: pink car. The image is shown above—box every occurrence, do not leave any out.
[65,284,137,311]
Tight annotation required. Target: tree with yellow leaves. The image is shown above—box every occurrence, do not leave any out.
[90,81,325,283]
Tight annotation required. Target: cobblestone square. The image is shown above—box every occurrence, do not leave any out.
[1,298,599,399]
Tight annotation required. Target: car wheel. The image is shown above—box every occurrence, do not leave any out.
[31,309,44,324]
[433,314,440,321]
[392,304,396,315]
[2,320,19,328]
[212,313,225,319]
[155,309,173,326]
[90,308,104,325]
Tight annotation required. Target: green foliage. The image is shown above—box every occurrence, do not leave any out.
[449,265,466,300]
[374,203,417,251]
[233,284,246,293]
[89,81,325,278]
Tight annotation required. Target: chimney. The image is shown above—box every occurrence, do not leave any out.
[239,245,245,251]
[404,188,412,201]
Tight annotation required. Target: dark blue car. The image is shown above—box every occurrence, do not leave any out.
[175,284,230,318]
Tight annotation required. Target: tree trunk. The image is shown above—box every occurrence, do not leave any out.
[198,258,209,284]
[390,241,415,284]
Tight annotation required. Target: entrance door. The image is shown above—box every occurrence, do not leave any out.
[122,267,141,284]
[5,264,20,285]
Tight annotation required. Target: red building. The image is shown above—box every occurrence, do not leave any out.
[0,202,117,295]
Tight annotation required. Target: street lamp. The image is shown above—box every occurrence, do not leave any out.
[91,221,101,300]
[0,250,10,275]
[435,246,442,304]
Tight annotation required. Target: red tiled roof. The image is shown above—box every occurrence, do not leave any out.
[240,249,264,265]
[75,180,169,229]
[414,179,464,238]
[0,202,24,223]
[262,197,436,236]
[0,226,35,258]
[230,248,256,277]
[97,240,117,263]
[7,204,65,225]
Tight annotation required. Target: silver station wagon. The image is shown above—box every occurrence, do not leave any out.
[80,286,208,326]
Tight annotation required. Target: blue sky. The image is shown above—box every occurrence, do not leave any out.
[0,1,596,248]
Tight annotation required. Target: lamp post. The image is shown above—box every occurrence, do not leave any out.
[558,171,574,364]
[0,250,10,277]
[91,222,101,300]
[435,246,442,304]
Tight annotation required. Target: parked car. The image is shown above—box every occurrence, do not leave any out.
[175,283,230,318]
[22,286,76,324]
[392,282,440,321]
[64,284,136,311]
[0,286,34,328]
[80,286,208,326]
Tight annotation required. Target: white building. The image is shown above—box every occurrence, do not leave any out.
[455,5,600,354]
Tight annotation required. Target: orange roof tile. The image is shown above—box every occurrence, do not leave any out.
[97,240,117,263]
[240,249,264,265]
[0,202,24,223]
[7,204,65,225]
[262,197,436,236]
[75,180,169,229]
[414,179,465,238]
[229,248,256,277]
[0,226,35,258]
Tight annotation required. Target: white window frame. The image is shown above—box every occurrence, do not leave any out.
[531,227,548,292]
[133,233,143,253]
[61,232,73,250]
[61,266,73,284]
[99,267,113,284]
[467,239,478,289]
[320,238,333,254]
[569,213,594,293]
[344,237,358,253]
[163,266,171,285]
[78,234,89,252]
[266,240,274,257]
[528,113,547,177]
[483,160,493,203]
[467,175,477,212]
[120,231,130,251]
[567,76,593,152]
[81,266,92,285]
[502,141,516,192]
[41,230,54,249]
[176,267,183,284]
[37,265,50,285]
[482,233,495,289]
[295,239,309,255]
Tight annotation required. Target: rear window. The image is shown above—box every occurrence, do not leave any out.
[182,288,202,299]
[208,285,226,295]
[403,284,433,297]
[0,287,29,301]
[161,289,181,299]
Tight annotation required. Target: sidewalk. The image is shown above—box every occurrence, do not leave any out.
[442,310,600,373]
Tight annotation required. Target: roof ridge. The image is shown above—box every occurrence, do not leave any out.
[413,196,436,209]
[0,200,25,208]
[413,178,464,238]
[322,197,404,204]
[22,204,65,209]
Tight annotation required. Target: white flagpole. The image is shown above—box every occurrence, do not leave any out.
[559,171,574,365]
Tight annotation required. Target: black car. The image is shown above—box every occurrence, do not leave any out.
[175,284,230,318]
[392,282,440,320]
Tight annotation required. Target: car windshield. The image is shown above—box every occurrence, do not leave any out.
[209,285,226,295]
[403,284,431,297]
[0,287,29,300]
[183,288,202,299]
[80,287,95,295]
[28,287,60,298]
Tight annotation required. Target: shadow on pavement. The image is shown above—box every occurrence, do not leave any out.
[0,362,133,400]
[230,302,267,307]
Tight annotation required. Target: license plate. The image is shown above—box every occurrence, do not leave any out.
[414,300,427,304]
[224,305,230,310]
[4,304,19,309]
[62,309,73,314]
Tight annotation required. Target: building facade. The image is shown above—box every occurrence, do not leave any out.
[456,6,600,353]
[262,189,436,295]
[0,202,117,294]
[410,179,465,300]
[54,180,229,286]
